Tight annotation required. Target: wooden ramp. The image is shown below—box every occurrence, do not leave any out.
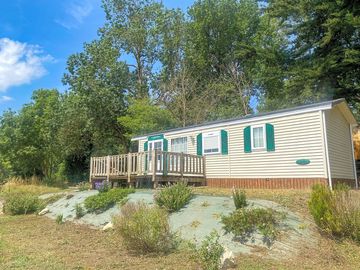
[90,150,206,188]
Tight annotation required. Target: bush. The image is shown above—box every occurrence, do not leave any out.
[84,188,135,213]
[232,188,247,209]
[308,184,360,243]
[154,182,193,212]
[78,181,91,191]
[195,230,224,270]
[113,202,177,254]
[222,208,283,242]
[3,192,42,215]
[94,181,110,193]
[75,203,85,218]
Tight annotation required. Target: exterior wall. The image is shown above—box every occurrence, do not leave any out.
[325,107,356,181]
[138,110,327,182]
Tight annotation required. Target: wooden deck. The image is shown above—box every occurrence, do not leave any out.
[90,151,206,187]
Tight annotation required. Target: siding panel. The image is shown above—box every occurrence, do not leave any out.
[326,107,355,180]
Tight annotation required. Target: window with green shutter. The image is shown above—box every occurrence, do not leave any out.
[244,123,275,153]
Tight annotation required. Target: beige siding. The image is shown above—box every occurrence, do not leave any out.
[325,107,355,180]
[137,110,327,179]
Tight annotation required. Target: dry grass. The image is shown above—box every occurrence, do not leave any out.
[0,181,65,198]
[0,215,197,270]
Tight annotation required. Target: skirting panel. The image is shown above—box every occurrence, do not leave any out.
[206,178,328,189]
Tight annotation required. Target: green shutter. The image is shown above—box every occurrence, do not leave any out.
[144,141,148,151]
[163,138,168,151]
[221,130,228,155]
[244,126,251,153]
[266,123,275,152]
[144,141,148,171]
[196,133,203,156]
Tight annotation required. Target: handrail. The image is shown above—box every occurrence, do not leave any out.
[90,151,206,183]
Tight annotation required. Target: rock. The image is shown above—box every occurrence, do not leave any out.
[102,222,114,231]
[220,247,236,270]
[38,208,49,216]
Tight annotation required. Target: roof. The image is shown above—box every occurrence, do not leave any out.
[131,98,356,141]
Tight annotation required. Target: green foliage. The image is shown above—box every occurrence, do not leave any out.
[3,192,42,215]
[84,188,135,213]
[154,182,193,212]
[232,188,248,209]
[56,214,64,225]
[96,181,110,193]
[118,98,177,138]
[222,208,283,242]
[308,184,360,243]
[75,203,85,219]
[195,230,224,270]
[113,201,177,254]
[78,181,91,191]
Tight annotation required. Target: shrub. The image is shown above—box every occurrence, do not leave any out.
[221,208,283,242]
[154,182,193,212]
[84,188,135,213]
[232,188,247,209]
[94,181,110,193]
[3,192,42,215]
[195,230,224,270]
[75,203,85,218]
[78,181,91,191]
[113,202,177,254]
[308,184,360,243]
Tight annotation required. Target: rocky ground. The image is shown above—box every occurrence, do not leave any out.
[39,190,315,258]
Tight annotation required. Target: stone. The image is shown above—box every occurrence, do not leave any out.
[38,208,49,216]
[102,222,114,231]
[220,247,236,270]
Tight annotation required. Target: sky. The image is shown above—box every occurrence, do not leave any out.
[0,0,194,113]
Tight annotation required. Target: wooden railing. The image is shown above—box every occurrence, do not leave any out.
[90,151,206,183]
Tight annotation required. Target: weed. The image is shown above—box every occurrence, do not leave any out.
[3,193,42,215]
[195,230,224,270]
[78,181,91,191]
[232,188,247,209]
[56,214,64,224]
[75,204,85,219]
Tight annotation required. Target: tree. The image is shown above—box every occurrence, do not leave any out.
[268,0,360,117]
[102,0,164,98]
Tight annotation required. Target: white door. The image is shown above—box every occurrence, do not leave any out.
[148,140,163,171]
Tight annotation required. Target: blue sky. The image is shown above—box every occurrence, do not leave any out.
[0,0,194,113]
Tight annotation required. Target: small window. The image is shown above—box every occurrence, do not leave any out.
[251,125,266,149]
[171,137,187,153]
[203,131,221,154]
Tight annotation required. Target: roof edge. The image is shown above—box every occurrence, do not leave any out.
[131,98,346,141]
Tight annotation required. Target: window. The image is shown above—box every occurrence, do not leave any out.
[203,131,221,154]
[171,137,187,153]
[251,125,266,149]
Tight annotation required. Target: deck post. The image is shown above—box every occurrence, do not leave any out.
[127,153,131,184]
[203,155,206,185]
[180,152,184,180]
[89,157,93,183]
[106,155,110,184]
[152,150,157,188]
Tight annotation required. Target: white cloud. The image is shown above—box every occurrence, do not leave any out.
[0,95,13,103]
[0,38,52,92]
[55,0,94,30]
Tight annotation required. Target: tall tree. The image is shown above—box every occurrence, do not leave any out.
[268,0,360,117]
[102,0,163,98]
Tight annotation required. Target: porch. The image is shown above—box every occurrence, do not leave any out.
[89,151,206,187]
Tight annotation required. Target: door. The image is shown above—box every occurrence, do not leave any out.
[148,140,163,171]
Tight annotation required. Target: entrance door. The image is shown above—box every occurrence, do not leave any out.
[148,140,163,171]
